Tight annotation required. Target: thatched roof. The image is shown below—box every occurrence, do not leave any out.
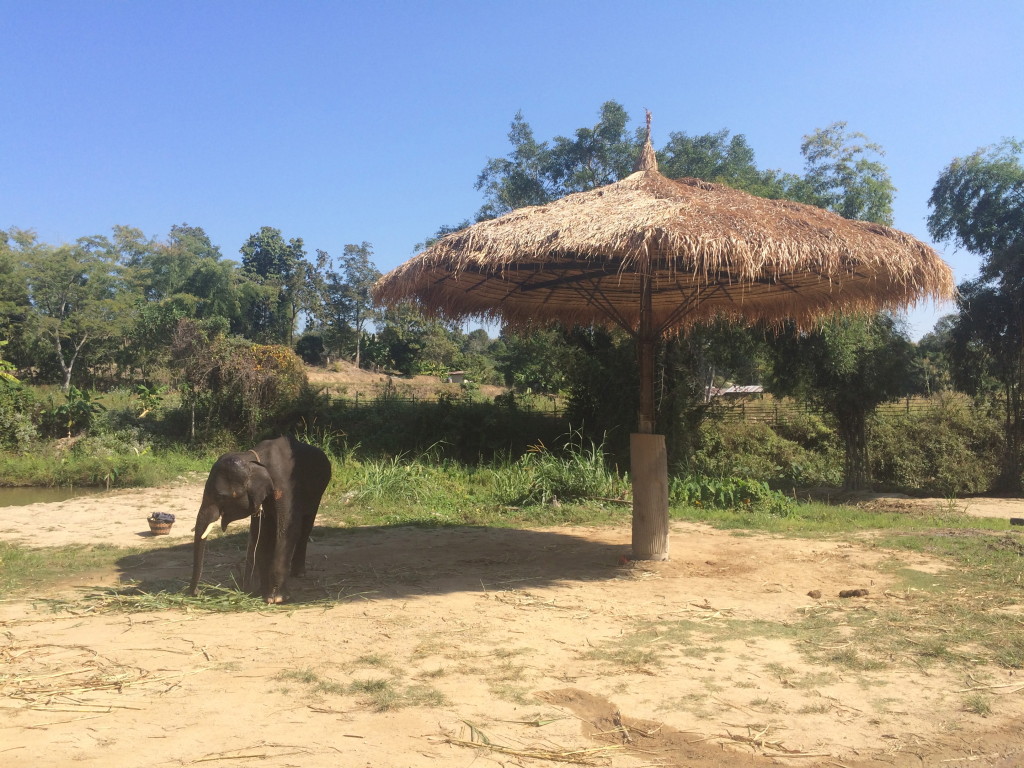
[375,139,954,335]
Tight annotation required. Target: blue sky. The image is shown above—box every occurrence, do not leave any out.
[3,0,1022,339]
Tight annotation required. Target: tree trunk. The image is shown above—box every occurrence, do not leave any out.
[838,408,870,492]
[630,269,669,560]
[995,379,1024,493]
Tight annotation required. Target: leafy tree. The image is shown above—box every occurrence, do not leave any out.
[658,129,798,197]
[21,235,138,390]
[799,121,895,225]
[545,101,638,195]
[0,228,34,367]
[138,224,235,309]
[928,140,1024,490]
[495,327,573,393]
[366,301,461,376]
[130,224,238,375]
[476,112,560,219]
[312,242,381,367]
[239,227,311,345]
[768,314,915,490]
[766,123,904,490]
[476,102,640,220]
[169,318,309,439]
[913,315,957,396]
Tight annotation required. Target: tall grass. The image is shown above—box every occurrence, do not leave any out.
[0,444,210,488]
[490,432,628,506]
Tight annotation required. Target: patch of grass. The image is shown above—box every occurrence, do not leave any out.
[347,677,448,712]
[492,647,532,659]
[659,692,713,718]
[788,671,838,689]
[354,653,391,668]
[0,541,142,594]
[822,647,887,672]
[0,444,211,488]
[584,643,665,673]
[277,667,346,695]
[489,682,533,704]
[672,499,1013,537]
[764,663,796,678]
[750,696,786,713]
[46,583,272,613]
[411,637,453,660]
[963,693,993,716]
[401,683,448,708]
[796,701,832,714]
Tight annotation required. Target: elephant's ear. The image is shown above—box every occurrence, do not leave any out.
[247,462,278,513]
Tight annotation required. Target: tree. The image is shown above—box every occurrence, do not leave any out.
[476,102,640,220]
[313,242,381,367]
[367,301,445,375]
[658,129,798,198]
[475,111,560,219]
[799,121,895,225]
[239,227,311,345]
[769,314,915,490]
[495,327,573,393]
[766,123,903,490]
[170,318,309,440]
[0,228,34,368]
[928,140,1024,490]
[21,235,138,390]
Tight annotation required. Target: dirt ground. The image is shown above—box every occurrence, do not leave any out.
[2,487,1024,768]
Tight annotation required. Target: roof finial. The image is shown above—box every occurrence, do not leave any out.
[634,109,657,173]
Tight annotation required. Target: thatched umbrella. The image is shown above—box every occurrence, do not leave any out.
[374,116,954,560]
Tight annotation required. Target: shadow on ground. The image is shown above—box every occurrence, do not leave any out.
[113,523,633,605]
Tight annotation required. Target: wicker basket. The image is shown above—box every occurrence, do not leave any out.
[148,519,173,536]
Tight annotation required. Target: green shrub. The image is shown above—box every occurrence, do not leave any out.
[670,475,796,517]
[0,383,40,449]
[687,419,842,488]
[40,386,105,438]
[870,394,1002,495]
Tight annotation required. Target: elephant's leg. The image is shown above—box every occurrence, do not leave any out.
[262,516,296,605]
[290,509,316,577]
[242,517,262,594]
[253,519,277,599]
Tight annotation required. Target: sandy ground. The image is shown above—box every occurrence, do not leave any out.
[2,486,1024,768]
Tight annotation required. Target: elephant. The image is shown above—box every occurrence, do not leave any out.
[188,435,332,604]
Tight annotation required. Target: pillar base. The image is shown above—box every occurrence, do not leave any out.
[630,432,669,561]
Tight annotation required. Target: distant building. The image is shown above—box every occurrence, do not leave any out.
[705,384,764,401]
[445,371,467,384]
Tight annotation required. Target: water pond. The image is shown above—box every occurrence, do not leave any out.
[0,486,107,507]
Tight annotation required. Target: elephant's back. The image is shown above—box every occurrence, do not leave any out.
[289,436,332,493]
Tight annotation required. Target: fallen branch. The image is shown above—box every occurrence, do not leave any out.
[955,682,1024,694]
[445,736,622,765]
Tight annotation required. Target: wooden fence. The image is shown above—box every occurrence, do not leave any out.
[325,390,957,427]
[714,396,942,425]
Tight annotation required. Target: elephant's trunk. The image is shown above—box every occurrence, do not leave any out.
[188,502,221,596]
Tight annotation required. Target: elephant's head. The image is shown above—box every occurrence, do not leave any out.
[188,452,275,596]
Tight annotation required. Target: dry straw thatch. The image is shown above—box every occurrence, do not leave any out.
[375,138,953,335]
